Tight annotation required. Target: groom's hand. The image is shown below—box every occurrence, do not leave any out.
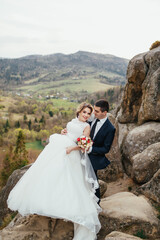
[61,128,67,135]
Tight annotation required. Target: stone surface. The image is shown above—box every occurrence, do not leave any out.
[99,180,107,197]
[0,165,31,226]
[99,192,160,239]
[138,48,160,124]
[132,142,160,183]
[98,113,124,182]
[105,231,142,240]
[103,174,137,198]
[137,169,160,204]
[117,122,136,149]
[0,214,73,240]
[117,46,160,124]
[122,122,160,176]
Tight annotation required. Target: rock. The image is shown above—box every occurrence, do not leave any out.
[99,192,160,239]
[105,231,142,240]
[137,169,160,204]
[117,46,160,124]
[132,142,160,183]
[102,174,137,198]
[0,165,31,226]
[98,113,124,182]
[122,122,160,176]
[0,214,73,240]
[138,47,160,124]
[117,122,136,149]
[117,52,148,123]
[99,180,107,197]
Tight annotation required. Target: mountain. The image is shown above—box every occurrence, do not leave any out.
[0,51,129,95]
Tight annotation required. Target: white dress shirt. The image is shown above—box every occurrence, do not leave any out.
[87,115,108,153]
[91,116,108,139]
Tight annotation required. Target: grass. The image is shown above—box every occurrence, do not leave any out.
[26,141,44,150]
[41,99,78,109]
[0,212,17,230]
[134,229,147,239]
[15,75,116,95]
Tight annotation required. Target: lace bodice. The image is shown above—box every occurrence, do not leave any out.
[66,118,89,142]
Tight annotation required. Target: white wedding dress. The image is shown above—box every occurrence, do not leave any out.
[7,118,101,240]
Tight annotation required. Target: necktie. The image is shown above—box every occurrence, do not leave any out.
[90,119,100,139]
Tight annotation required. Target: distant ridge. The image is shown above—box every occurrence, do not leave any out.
[0,51,129,93]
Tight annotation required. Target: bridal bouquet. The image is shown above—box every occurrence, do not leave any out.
[77,135,93,152]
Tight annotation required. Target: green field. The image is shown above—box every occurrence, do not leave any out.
[16,74,117,95]
[26,141,44,150]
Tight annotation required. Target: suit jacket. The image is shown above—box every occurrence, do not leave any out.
[88,118,115,170]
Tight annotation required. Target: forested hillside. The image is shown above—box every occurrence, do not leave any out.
[0,51,128,95]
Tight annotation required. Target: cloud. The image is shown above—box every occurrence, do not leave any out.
[0,0,159,59]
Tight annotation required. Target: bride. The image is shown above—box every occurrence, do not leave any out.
[7,102,101,240]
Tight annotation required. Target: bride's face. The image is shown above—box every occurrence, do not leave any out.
[78,107,92,122]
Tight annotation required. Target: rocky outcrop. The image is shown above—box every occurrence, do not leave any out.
[117,46,160,207]
[105,231,142,240]
[99,180,107,197]
[98,113,124,182]
[117,46,160,124]
[132,142,160,183]
[99,192,160,239]
[122,122,160,176]
[0,165,31,225]
[0,214,73,240]
[137,169,160,203]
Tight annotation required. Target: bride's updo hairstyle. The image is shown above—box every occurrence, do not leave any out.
[76,102,93,117]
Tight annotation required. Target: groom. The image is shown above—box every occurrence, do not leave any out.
[87,99,116,201]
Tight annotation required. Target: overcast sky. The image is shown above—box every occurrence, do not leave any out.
[0,0,159,59]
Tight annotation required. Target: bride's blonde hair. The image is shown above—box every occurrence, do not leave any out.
[76,102,93,117]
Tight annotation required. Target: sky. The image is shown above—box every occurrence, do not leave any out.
[0,0,159,60]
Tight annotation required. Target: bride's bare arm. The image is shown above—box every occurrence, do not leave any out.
[66,125,91,154]
[66,145,81,154]
[83,125,91,137]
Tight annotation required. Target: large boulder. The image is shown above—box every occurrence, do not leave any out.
[98,113,124,182]
[122,122,160,176]
[0,214,73,240]
[99,192,160,239]
[138,48,160,124]
[137,169,160,204]
[105,231,142,240]
[117,46,160,124]
[132,142,160,183]
[0,165,31,226]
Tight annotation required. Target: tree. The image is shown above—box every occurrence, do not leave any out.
[0,146,13,186]
[34,117,38,123]
[0,154,11,186]
[39,115,45,126]
[28,119,32,130]
[12,130,28,169]
[15,121,20,128]
[4,119,10,133]
[24,114,27,121]
[49,110,53,117]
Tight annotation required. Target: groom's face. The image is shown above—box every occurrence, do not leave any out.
[93,106,107,119]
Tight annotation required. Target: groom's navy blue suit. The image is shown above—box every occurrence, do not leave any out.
[88,118,116,199]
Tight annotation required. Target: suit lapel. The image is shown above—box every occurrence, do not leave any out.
[93,118,109,141]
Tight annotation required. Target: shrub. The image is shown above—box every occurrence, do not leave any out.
[149,40,160,50]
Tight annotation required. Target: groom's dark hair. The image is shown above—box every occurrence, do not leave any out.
[95,99,109,112]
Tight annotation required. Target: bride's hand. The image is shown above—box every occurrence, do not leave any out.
[66,146,73,154]
[61,128,67,135]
